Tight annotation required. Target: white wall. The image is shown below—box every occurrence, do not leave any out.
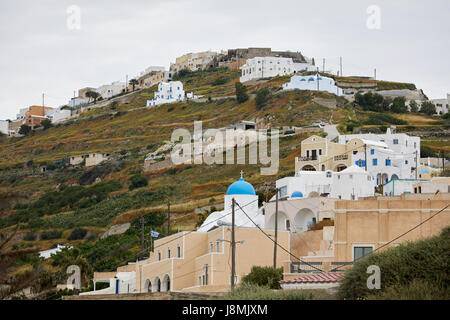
[282,75,342,96]
[330,166,375,200]
[147,81,185,107]
[0,120,8,135]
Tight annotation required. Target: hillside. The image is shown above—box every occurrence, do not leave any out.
[0,67,448,295]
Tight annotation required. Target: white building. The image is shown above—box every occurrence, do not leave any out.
[68,97,89,108]
[330,165,376,200]
[431,94,449,115]
[39,244,71,259]
[276,167,374,202]
[97,81,126,99]
[338,128,420,184]
[45,108,72,123]
[383,177,450,196]
[282,74,343,96]
[140,66,166,76]
[197,176,264,232]
[80,271,136,295]
[146,81,185,107]
[240,56,315,83]
[0,120,9,135]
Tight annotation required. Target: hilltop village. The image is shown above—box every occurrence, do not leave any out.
[0,47,449,299]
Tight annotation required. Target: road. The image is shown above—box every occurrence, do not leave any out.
[324,124,339,141]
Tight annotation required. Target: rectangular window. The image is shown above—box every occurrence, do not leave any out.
[354,246,373,260]
[371,149,374,155]
[167,249,171,259]
[319,149,322,155]
[216,241,220,252]
[373,159,378,166]
[158,252,161,261]
[386,159,391,166]
[177,246,181,258]
[393,139,398,145]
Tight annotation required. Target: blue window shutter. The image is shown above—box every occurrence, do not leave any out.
[371,149,374,155]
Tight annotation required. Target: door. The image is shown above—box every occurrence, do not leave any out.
[311,150,317,160]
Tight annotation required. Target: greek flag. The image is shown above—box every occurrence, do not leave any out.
[150,230,159,238]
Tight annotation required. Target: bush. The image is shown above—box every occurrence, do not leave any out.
[212,77,228,86]
[255,88,271,110]
[68,228,87,240]
[420,101,437,116]
[241,266,283,289]
[222,283,314,300]
[24,232,37,241]
[235,82,249,104]
[129,174,148,190]
[40,230,62,240]
[390,97,408,113]
[420,145,436,157]
[338,227,450,300]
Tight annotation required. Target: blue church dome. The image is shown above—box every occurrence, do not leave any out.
[226,178,256,196]
[291,191,304,198]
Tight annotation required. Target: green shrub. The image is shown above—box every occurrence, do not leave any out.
[68,228,87,240]
[24,232,37,241]
[40,230,62,240]
[420,145,436,157]
[222,283,313,300]
[241,266,283,289]
[235,82,249,103]
[338,227,450,300]
[129,174,148,190]
[255,88,272,110]
[420,101,437,116]
[212,77,229,86]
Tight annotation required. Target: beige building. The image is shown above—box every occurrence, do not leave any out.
[134,71,166,90]
[170,51,218,72]
[288,193,450,274]
[90,226,290,294]
[69,153,110,167]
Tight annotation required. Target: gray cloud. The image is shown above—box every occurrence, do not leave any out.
[0,0,449,119]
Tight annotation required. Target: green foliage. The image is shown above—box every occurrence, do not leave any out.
[355,92,386,112]
[345,120,362,133]
[40,230,62,240]
[222,283,314,300]
[255,87,272,110]
[420,145,436,157]
[235,82,249,104]
[420,101,437,116]
[338,227,450,300]
[391,97,408,113]
[362,113,407,126]
[78,163,122,185]
[40,119,53,130]
[129,174,148,190]
[376,81,416,91]
[19,124,32,136]
[68,227,87,240]
[212,77,229,86]
[241,266,283,289]
[409,100,419,113]
[24,232,37,241]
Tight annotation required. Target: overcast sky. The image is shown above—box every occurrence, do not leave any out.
[0,0,449,119]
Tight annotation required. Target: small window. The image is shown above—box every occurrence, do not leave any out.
[354,246,373,260]
[158,251,161,261]
[210,243,214,252]
[393,139,399,145]
[177,245,181,258]
[167,248,171,259]
[216,241,220,252]
[373,159,378,166]
[319,149,322,155]
[386,159,391,166]
[371,149,374,155]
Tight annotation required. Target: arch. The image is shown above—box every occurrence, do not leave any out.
[308,191,320,198]
[267,211,290,231]
[144,279,152,293]
[335,164,347,172]
[162,274,171,292]
[301,165,316,171]
[391,174,399,180]
[293,208,316,233]
[152,276,161,293]
[382,173,389,184]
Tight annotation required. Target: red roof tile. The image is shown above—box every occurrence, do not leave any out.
[280,272,345,284]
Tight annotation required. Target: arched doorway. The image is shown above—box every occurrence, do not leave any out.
[162,274,171,292]
[294,208,316,233]
[335,164,347,172]
[301,165,316,171]
[267,211,290,231]
[391,174,399,180]
[152,277,161,293]
[144,279,152,293]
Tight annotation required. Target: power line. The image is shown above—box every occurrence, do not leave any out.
[329,202,450,272]
[234,201,325,273]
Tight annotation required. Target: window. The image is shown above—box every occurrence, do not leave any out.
[326,171,332,178]
[371,149,375,155]
[373,159,378,166]
[286,219,291,231]
[319,149,322,155]
[405,160,408,165]
[279,186,287,198]
[414,142,417,149]
[177,245,181,258]
[306,150,310,157]
[386,159,391,166]
[167,248,171,259]
[210,243,214,252]
[354,246,373,260]
[216,241,220,252]
[393,139,398,145]
[202,265,209,285]
[158,251,161,261]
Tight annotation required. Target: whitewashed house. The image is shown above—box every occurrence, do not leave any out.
[97,81,126,99]
[282,74,343,96]
[146,81,185,107]
[39,245,71,260]
[68,97,89,108]
[0,120,9,135]
[45,108,72,123]
[431,94,449,115]
[239,56,316,83]
[276,171,334,199]
[330,165,375,200]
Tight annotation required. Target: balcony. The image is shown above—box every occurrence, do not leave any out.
[297,156,317,162]
[334,154,348,161]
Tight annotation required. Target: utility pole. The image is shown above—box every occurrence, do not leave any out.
[364,144,368,171]
[374,68,377,80]
[323,58,325,73]
[140,217,144,260]
[231,198,236,290]
[317,69,320,91]
[442,151,445,173]
[42,93,45,107]
[273,189,279,269]
[340,56,343,77]
[415,150,419,179]
[167,199,171,236]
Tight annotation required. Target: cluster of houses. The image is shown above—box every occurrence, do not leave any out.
[81,126,450,295]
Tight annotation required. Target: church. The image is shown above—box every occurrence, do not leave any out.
[83,176,290,295]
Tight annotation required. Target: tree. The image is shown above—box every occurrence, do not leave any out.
[85,91,100,104]
[129,79,139,92]
[255,87,271,110]
[235,82,249,104]
[18,124,31,136]
[68,228,87,240]
[409,100,419,113]
[420,101,436,116]
[391,97,408,113]
[40,119,53,130]
[241,266,283,289]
